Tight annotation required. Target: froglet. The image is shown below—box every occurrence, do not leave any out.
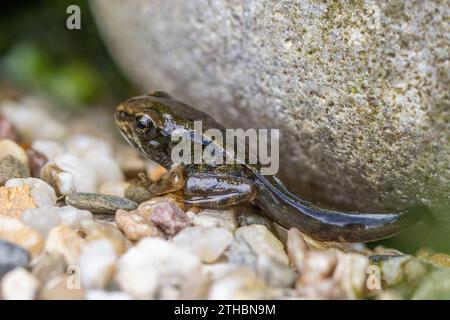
[115,91,428,242]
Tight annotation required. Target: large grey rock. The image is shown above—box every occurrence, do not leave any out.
[91,1,450,247]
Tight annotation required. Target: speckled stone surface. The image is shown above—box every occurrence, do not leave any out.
[90,1,449,230]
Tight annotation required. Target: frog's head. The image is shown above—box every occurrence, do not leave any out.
[115,91,222,168]
[115,91,179,168]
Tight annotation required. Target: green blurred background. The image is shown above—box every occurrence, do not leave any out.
[0,0,136,109]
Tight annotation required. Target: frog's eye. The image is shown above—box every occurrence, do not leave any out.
[135,115,154,134]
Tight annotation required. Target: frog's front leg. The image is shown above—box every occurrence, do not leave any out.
[184,173,256,209]
[148,164,185,195]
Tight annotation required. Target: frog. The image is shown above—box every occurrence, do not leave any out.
[115,91,429,242]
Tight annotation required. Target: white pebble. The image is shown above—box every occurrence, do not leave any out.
[116,238,200,299]
[5,177,57,207]
[32,139,65,161]
[193,209,237,232]
[1,98,67,140]
[55,154,97,193]
[173,227,233,263]
[234,225,289,265]
[1,268,39,300]
[21,207,62,237]
[80,240,117,289]
[58,206,93,229]
[65,134,113,157]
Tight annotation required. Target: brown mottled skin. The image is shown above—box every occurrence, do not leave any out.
[115,91,429,242]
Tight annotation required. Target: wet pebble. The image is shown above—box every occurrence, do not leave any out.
[115,209,163,242]
[1,267,39,300]
[5,178,57,208]
[173,226,233,263]
[65,192,138,214]
[0,239,30,279]
[192,209,237,232]
[0,216,44,257]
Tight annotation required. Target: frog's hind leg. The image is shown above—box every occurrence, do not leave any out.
[184,173,256,209]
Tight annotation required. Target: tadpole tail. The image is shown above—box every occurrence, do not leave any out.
[253,175,428,243]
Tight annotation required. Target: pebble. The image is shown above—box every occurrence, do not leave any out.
[21,207,62,237]
[41,162,76,196]
[58,206,93,229]
[116,147,146,178]
[124,179,154,204]
[0,139,29,164]
[0,98,67,140]
[138,194,186,213]
[0,215,44,257]
[65,192,138,214]
[116,238,201,299]
[256,255,296,288]
[86,154,124,189]
[1,268,39,300]
[208,267,272,300]
[115,209,163,242]
[81,220,129,255]
[39,275,84,300]
[236,207,276,233]
[26,147,48,177]
[333,252,369,299]
[192,209,237,232]
[0,155,30,185]
[0,116,18,141]
[412,269,450,299]
[5,178,57,208]
[100,180,129,197]
[45,225,84,265]
[0,184,36,218]
[31,139,65,161]
[233,225,289,265]
[65,134,113,158]
[173,227,233,263]
[139,200,190,236]
[54,154,97,193]
[79,239,117,289]
[0,239,30,278]
[31,253,67,287]
[287,228,308,272]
